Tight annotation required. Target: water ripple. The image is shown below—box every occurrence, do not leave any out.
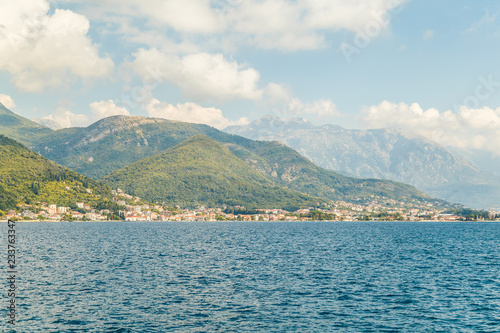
[1,222,499,332]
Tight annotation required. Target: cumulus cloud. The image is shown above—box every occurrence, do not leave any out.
[128,48,263,102]
[227,1,325,50]
[70,0,407,51]
[228,0,407,50]
[262,83,341,119]
[82,0,224,34]
[0,94,16,109]
[109,21,200,53]
[145,98,249,129]
[39,107,90,128]
[263,83,293,106]
[37,100,130,128]
[89,100,130,119]
[0,0,113,92]
[127,49,341,122]
[138,0,224,33]
[359,101,500,155]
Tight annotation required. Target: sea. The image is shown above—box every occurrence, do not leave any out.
[1,221,499,332]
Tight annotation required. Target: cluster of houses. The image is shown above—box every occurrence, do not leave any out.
[1,190,497,222]
[2,202,109,221]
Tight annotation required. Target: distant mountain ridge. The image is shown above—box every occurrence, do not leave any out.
[0,107,448,208]
[30,118,63,130]
[224,115,500,208]
[35,115,439,206]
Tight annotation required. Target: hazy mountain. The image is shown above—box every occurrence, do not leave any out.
[103,135,320,209]
[224,115,500,208]
[31,118,63,130]
[453,148,500,178]
[220,135,440,206]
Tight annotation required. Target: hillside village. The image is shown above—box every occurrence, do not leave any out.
[1,189,496,222]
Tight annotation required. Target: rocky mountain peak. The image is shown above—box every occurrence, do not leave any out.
[224,117,500,208]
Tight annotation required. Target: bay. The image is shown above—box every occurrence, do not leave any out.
[2,222,500,332]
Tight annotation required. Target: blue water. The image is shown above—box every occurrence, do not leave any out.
[1,222,500,332]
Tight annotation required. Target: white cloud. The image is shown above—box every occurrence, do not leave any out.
[128,49,341,121]
[138,0,224,33]
[0,94,16,109]
[423,29,434,40]
[38,99,129,128]
[68,0,407,51]
[116,23,200,54]
[0,0,113,92]
[228,0,407,50]
[39,107,89,128]
[81,0,224,34]
[233,0,408,50]
[465,11,496,33]
[227,0,324,50]
[359,101,500,155]
[261,83,341,120]
[262,82,341,118]
[128,49,263,102]
[264,83,293,106]
[145,98,249,129]
[89,100,130,119]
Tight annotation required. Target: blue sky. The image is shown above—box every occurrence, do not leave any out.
[0,0,499,155]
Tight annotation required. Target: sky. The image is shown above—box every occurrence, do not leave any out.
[1,0,500,156]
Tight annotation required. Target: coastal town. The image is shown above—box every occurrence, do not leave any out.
[1,189,497,222]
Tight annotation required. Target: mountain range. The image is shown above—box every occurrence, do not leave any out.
[0,104,448,210]
[225,115,500,209]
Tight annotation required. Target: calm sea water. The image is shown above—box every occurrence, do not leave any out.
[1,222,500,332]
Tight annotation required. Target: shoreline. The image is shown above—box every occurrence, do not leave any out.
[1,219,499,223]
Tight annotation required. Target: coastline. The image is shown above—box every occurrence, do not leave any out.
[2,219,499,223]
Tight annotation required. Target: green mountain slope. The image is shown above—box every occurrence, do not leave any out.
[102,135,319,209]
[10,111,447,206]
[0,135,115,211]
[33,116,201,179]
[222,140,437,204]
[0,103,52,146]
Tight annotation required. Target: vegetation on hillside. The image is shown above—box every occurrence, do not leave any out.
[0,135,116,212]
[32,116,203,179]
[103,135,320,210]
[442,208,490,220]
[222,139,447,206]
[0,103,52,146]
